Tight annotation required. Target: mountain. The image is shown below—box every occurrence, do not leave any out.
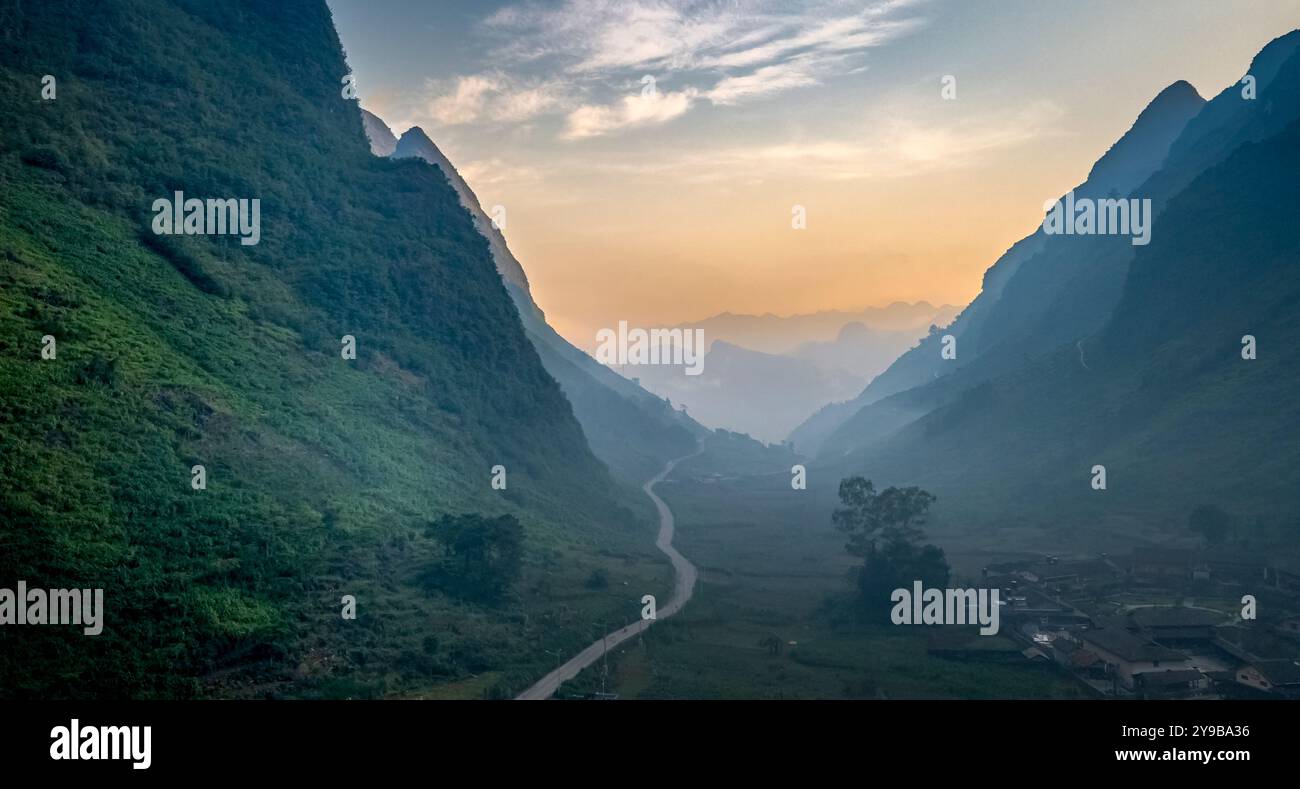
[678,302,956,355]
[369,116,701,482]
[789,321,932,389]
[0,0,668,698]
[626,319,939,443]
[791,78,1207,456]
[813,32,1300,536]
[391,125,531,294]
[360,108,397,156]
[629,340,866,444]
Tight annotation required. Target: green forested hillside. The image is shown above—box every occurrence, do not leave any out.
[0,0,667,698]
[385,123,702,484]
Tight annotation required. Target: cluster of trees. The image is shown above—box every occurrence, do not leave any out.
[424,514,524,603]
[832,477,950,620]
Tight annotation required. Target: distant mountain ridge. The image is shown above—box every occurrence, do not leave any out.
[677,302,957,355]
[629,317,947,443]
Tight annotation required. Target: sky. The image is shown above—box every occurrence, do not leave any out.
[327,0,1300,347]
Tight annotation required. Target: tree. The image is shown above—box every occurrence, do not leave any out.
[857,539,951,614]
[1188,504,1232,546]
[833,477,949,619]
[832,477,936,556]
[425,513,524,602]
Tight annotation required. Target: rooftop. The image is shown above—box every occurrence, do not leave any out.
[1081,628,1187,663]
[1253,659,1300,686]
[1137,669,1204,687]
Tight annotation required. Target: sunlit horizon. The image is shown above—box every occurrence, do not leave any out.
[330,0,1300,348]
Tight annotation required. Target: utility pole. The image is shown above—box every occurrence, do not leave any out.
[601,622,609,696]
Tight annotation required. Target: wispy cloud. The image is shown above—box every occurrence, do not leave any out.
[706,53,834,105]
[563,87,699,139]
[452,0,931,138]
[562,100,1065,180]
[423,73,568,126]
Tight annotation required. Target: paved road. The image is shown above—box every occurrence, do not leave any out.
[515,453,699,700]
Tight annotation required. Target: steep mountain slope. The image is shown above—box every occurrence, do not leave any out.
[819,36,1300,532]
[813,34,1300,464]
[360,108,397,156]
[0,0,667,698]
[379,120,700,482]
[792,80,1206,455]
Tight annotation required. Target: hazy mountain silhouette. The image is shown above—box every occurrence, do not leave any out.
[678,302,955,355]
[630,340,868,443]
[792,76,1207,456]
[629,318,944,443]
[811,31,1300,532]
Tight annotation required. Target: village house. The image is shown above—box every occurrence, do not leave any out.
[1078,627,1192,690]
[1050,637,1106,679]
[1126,606,1223,645]
[1235,659,1300,698]
[1134,669,1210,699]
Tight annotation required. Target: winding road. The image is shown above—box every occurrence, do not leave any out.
[515,453,699,700]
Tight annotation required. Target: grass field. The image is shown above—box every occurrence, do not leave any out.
[561,471,1087,699]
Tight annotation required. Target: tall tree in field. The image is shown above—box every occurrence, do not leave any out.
[833,477,948,617]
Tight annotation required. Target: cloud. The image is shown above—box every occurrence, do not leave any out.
[474,0,929,134]
[458,158,546,186]
[563,87,698,139]
[424,73,567,126]
[564,100,1064,180]
[697,12,923,70]
[486,0,733,73]
[706,54,832,105]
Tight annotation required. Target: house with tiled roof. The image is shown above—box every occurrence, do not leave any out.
[1079,627,1192,690]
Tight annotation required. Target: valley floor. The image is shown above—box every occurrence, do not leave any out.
[559,472,1085,699]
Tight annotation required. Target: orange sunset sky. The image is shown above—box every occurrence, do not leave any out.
[329,0,1300,348]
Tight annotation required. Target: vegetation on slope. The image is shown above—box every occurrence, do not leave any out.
[0,0,668,698]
